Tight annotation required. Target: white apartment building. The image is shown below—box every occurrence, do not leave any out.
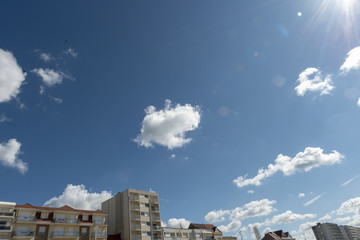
[102,189,162,240]
[0,201,16,240]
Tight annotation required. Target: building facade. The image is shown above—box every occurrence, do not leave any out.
[339,225,360,240]
[312,223,345,240]
[11,203,107,240]
[0,201,16,240]
[101,189,161,240]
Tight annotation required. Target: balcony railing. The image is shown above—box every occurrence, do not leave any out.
[51,231,79,238]
[131,224,141,230]
[54,218,79,224]
[151,207,160,212]
[94,220,107,225]
[131,215,140,220]
[149,199,158,204]
[130,205,140,210]
[0,212,14,217]
[129,196,139,201]
[152,226,161,230]
[151,216,160,221]
[91,232,107,238]
[16,216,36,222]
[13,231,35,237]
[130,237,141,240]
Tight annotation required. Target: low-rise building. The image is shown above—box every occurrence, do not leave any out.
[0,201,16,240]
[162,223,237,240]
[262,230,295,240]
[12,203,107,240]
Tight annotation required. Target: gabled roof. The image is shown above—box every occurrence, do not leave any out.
[15,203,105,214]
[188,223,222,233]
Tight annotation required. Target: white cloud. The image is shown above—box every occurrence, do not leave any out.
[337,197,360,215]
[206,199,277,233]
[218,221,242,233]
[161,221,167,227]
[303,193,325,206]
[205,209,230,223]
[340,46,360,74]
[44,184,112,210]
[298,193,305,198]
[0,49,26,103]
[170,154,176,159]
[357,98,360,107]
[31,68,65,87]
[134,100,201,149]
[51,96,62,104]
[295,68,334,96]
[0,114,11,123]
[234,147,343,188]
[340,175,358,187]
[319,214,332,221]
[266,211,316,224]
[64,48,78,58]
[334,216,351,223]
[39,52,52,62]
[248,190,254,194]
[167,218,190,228]
[0,138,28,174]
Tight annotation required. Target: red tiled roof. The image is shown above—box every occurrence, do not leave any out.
[15,203,105,214]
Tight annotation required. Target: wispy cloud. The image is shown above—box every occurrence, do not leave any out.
[0,114,11,123]
[340,46,360,74]
[64,48,78,58]
[295,68,334,96]
[134,100,201,149]
[298,193,305,198]
[39,52,53,62]
[234,147,343,188]
[303,193,325,206]
[340,175,358,187]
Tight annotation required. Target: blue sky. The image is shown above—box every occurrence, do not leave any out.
[1,0,360,239]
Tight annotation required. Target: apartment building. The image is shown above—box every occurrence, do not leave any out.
[12,203,107,240]
[162,223,237,240]
[339,225,360,240]
[101,189,162,240]
[312,223,345,240]
[0,201,16,240]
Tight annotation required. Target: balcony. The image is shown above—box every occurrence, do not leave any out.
[130,205,140,211]
[0,211,14,218]
[130,224,141,230]
[149,199,158,204]
[151,216,161,221]
[51,231,79,238]
[130,237,141,240]
[16,216,36,222]
[151,207,159,212]
[130,215,140,221]
[0,225,11,231]
[91,232,107,238]
[129,196,139,201]
[13,231,35,237]
[152,225,161,231]
[54,218,79,224]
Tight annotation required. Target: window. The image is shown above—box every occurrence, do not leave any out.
[177,233,181,237]
[164,232,171,237]
[142,232,151,236]
[38,226,46,236]
[140,203,149,207]
[81,228,88,236]
[170,233,175,237]
[139,194,148,198]
[82,215,88,221]
[140,212,149,217]
[183,233,188,237]
[196,233,201,238]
